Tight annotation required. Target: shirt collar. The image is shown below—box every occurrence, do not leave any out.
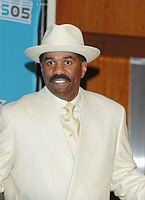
[48,88,81,111]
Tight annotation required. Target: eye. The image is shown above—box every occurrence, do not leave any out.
[47,60,55,66]
[64,60,72,65]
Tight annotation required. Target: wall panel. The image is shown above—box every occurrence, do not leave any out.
[56,0,145,38]
[85,56,130,116]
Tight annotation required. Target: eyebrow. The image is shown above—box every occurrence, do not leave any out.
[63,56,74,60]
[44,57,54,61]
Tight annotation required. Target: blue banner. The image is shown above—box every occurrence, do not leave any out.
[0,0,41,104]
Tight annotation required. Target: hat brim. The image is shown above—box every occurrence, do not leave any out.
[25,45,100,63]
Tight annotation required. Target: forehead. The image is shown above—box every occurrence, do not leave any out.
[43,51,79,60]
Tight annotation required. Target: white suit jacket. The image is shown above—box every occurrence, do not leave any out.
[0,87,145,200]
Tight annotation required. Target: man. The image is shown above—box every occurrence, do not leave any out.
[0,24,145,200]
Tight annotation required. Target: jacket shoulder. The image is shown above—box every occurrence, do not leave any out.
[2,89,44,113]
[84,89,123,108]
[81,89,126,119]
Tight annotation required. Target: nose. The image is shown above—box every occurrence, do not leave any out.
[53,62,65,75]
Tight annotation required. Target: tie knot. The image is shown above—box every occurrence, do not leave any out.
[64,103,76,114]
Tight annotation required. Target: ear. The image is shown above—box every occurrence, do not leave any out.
[81,61,87,78]
[40,63,43,73]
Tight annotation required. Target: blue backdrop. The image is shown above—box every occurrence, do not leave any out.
[0,0,41,104]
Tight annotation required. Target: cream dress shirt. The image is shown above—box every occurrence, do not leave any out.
[50,90,82,159]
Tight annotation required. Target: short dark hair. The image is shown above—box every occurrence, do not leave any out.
[39,52,86,63]
[76,53,87,62]
[39,54,44,63]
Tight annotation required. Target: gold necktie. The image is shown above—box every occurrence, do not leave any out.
[63,102,80,142]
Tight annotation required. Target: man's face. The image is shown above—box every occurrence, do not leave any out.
[40,52,87,101]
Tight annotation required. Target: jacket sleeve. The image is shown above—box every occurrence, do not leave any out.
[111,107,145,200]
[0,107,14,193]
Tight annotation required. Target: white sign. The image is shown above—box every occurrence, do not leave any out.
[0,0,33,24]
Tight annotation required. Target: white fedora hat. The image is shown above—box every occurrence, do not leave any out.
[25,24,100,63]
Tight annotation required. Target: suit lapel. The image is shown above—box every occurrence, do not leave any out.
[66,89,105,199]
[24,87,105,198]
[26,87,74,179]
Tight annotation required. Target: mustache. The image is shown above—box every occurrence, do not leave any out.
[50,74,71,83]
